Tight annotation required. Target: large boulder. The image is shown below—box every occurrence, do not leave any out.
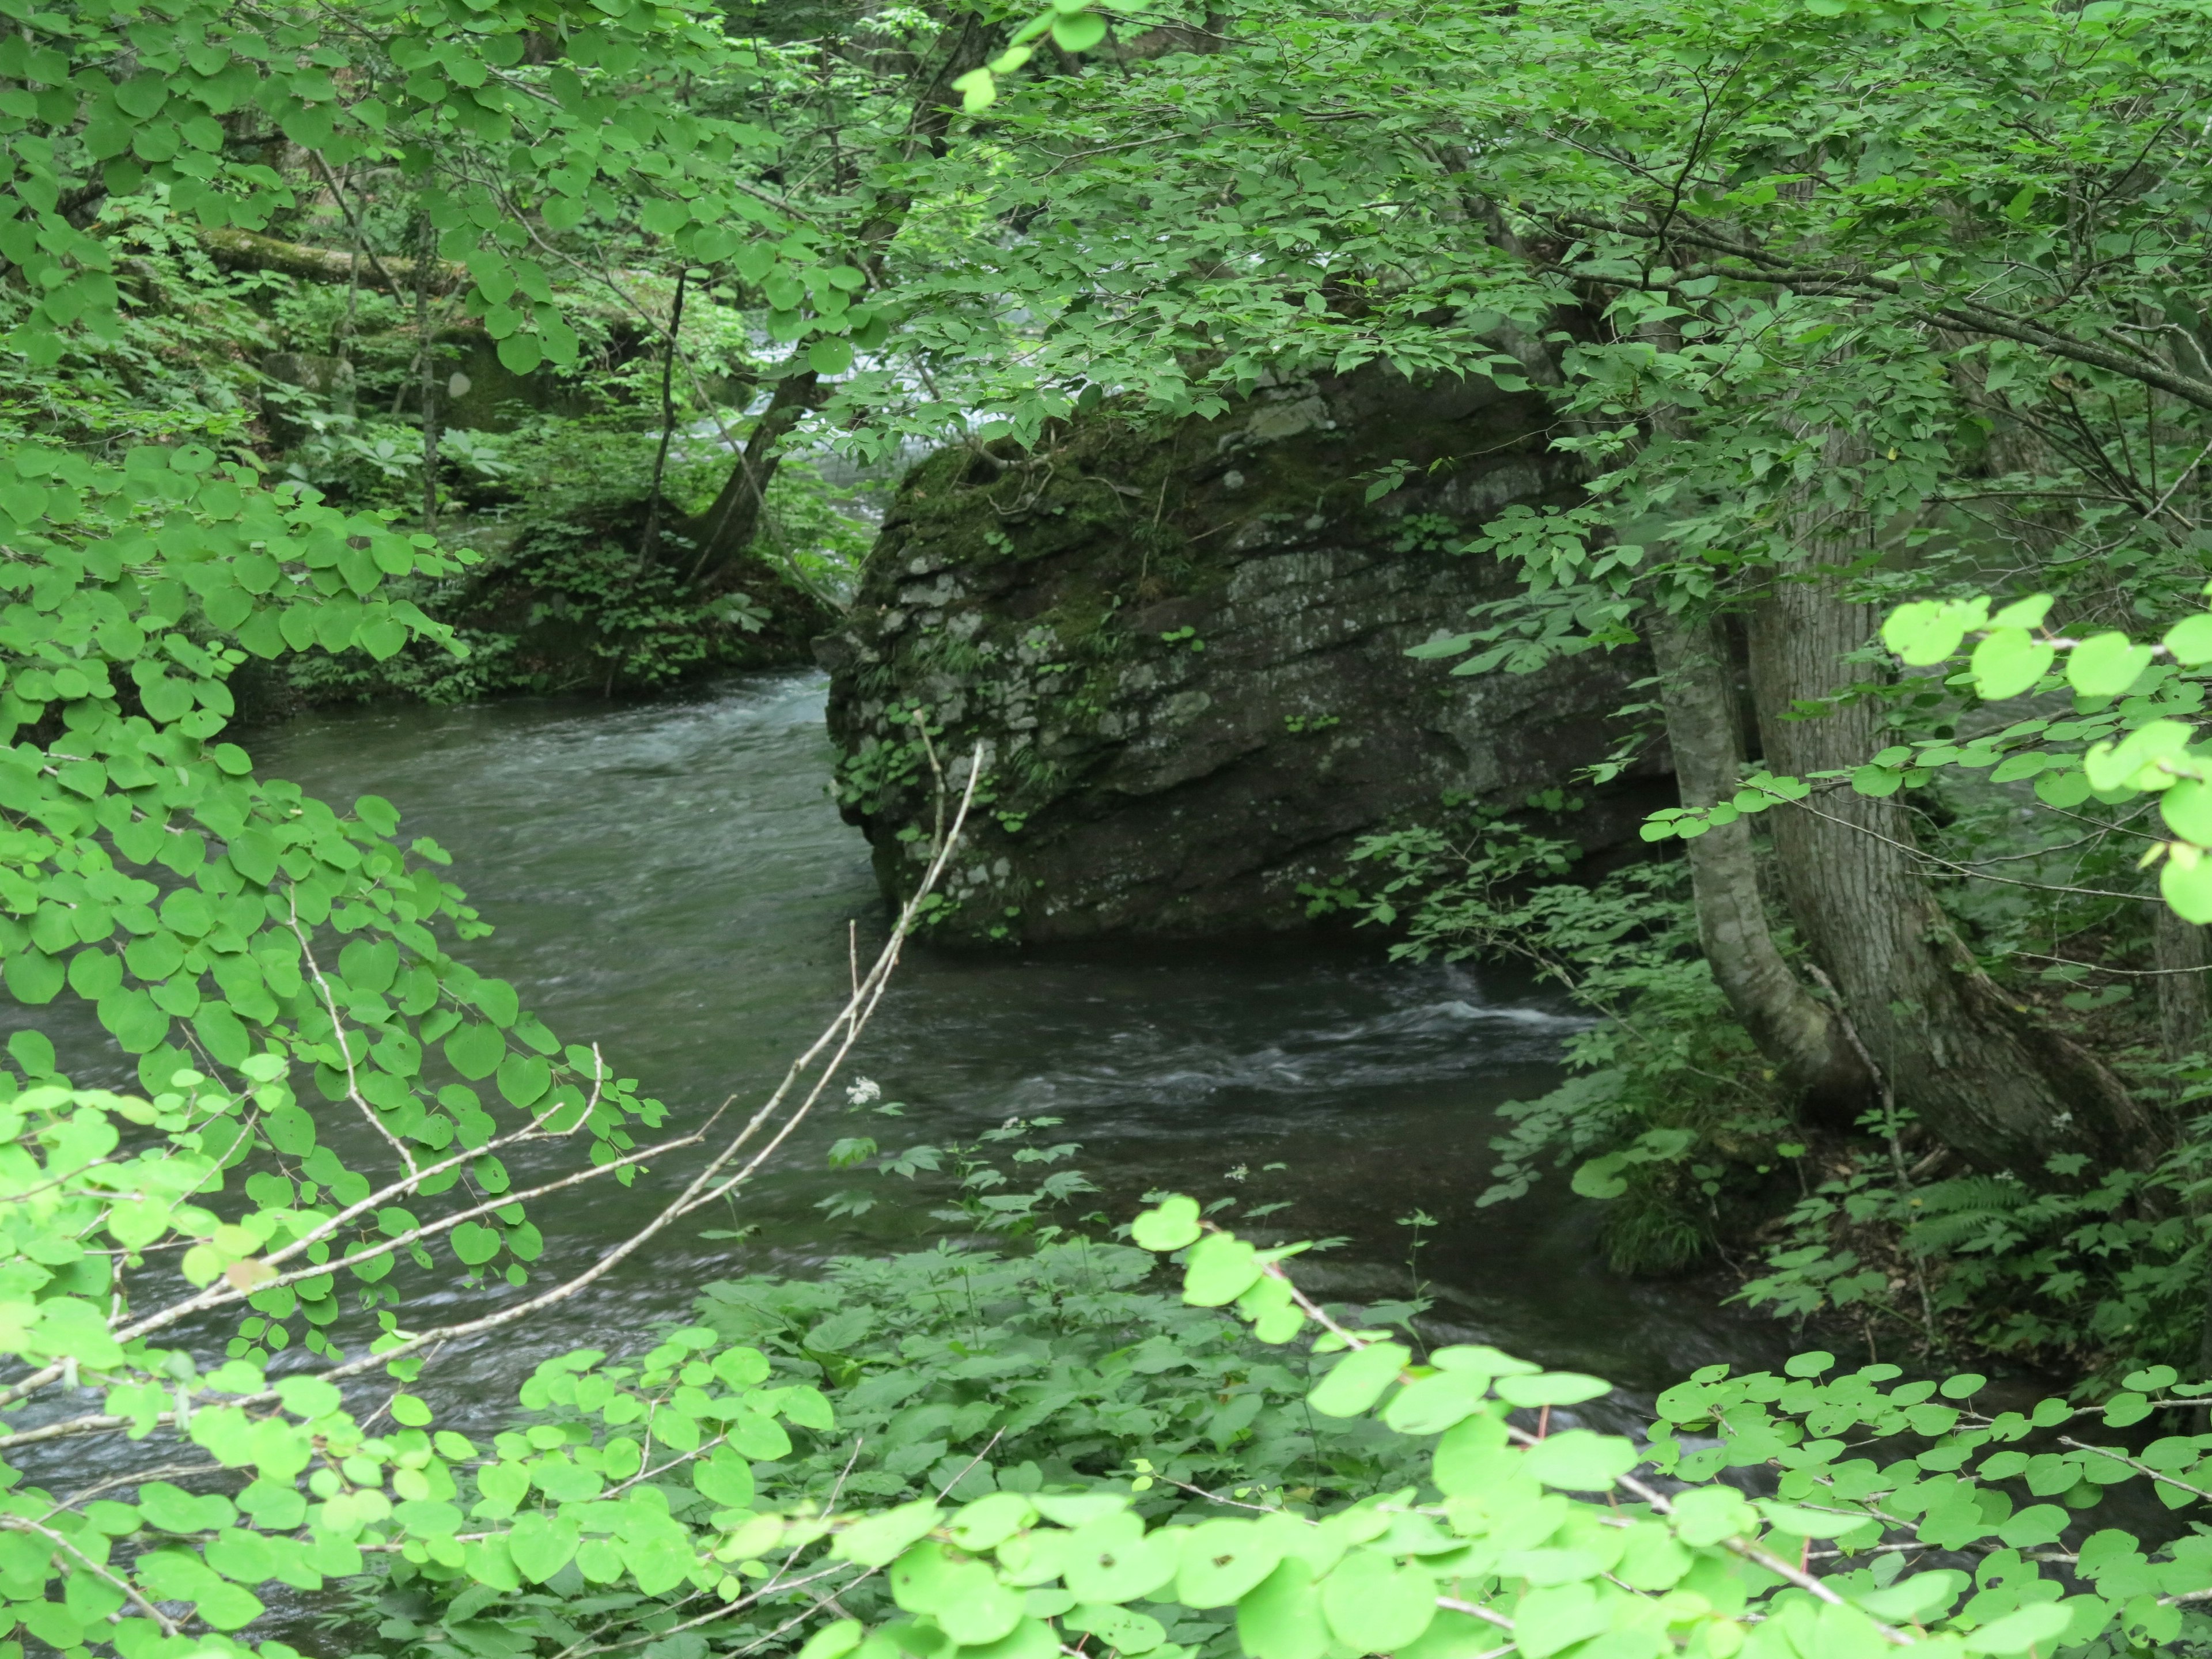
[820,368,1670,944]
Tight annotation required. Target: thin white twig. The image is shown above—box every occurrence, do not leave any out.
[2,748,986,1452]
[291,896,421,1175]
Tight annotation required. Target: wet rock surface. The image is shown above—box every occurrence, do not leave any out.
[821,368,1671,944]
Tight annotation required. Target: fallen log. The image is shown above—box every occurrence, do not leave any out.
[196,226,468,293]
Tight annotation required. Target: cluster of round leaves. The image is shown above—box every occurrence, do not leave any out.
[949,0,1111,113]
[21,1162,2212,1659]
[684,1200,2208,1659]
[0,1069,286,1377]
[705,1196,2209,1659]
[0,438,685,1399]
[1641,588,2212,921]
[1,1368,379,1648]
[1,0,766,368]
[0,1196,834,1659]
[0,1057,593,1438]
[1879,595,2212,710]
[1650,1350,2212,1653]
[2,0,1106,390]
[380,1336,838,1597]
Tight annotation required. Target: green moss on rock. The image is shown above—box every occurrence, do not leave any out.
[287,512,834,705]
[823,365,1671,945]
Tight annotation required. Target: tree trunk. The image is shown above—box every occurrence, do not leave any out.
[2168,905,2212,1392]
[1747,565,2152,1172]
[415,215,441,533]
[2156,908,2209,1062]
[1645,607,1874,1128]
[681,13,1003,588]
[638,268,688,570]
[198,226,467,293]
[675,369,822,589]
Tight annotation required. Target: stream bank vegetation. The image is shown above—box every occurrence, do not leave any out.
[20,0,2212,1652]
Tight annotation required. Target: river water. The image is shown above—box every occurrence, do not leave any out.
[236,669,1785,1414]
[7,665,1787,1492]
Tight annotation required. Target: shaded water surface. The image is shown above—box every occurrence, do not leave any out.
[235,670,1783,1408]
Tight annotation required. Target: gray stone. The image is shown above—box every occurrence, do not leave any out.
[821,366,1671,945]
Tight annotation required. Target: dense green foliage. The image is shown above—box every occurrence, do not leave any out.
[0,0,910,700]
[25,0,2212,1657]
[903,0,2212,1382]
[27,1113,2212,1659]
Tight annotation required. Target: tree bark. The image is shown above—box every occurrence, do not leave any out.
[639,268,688,570]
[1646,607,1875,1128]
[1747,563,2152,1172]
[681,12,1005,588]
[676,369,823,588]
[2162,906,2212,1390]
[2156,908,2209,1062]
[415,215,441,532]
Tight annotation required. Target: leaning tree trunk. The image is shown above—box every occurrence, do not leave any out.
[1747,564,2152,1172]
[676,369,822,589]
[677,15,1003,590]
[1645,607,1874,1129]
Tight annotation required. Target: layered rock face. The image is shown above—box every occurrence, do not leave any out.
[820,368,1669,944]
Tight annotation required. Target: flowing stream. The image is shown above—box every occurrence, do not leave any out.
[9,664,1799,1522]
[236,668,1787,1410]
[20,664,2159,1656]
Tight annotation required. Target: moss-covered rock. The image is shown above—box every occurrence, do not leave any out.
[821,366,1669,944]
[283,510,834,706]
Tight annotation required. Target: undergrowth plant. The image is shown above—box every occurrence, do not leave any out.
[1313,805,1787,1274]
[289,522,781,703]
[1736,1135,2205,1381]
[813,1108,1100,1239]
[1635,591,2212,1378]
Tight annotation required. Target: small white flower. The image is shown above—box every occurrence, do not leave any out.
[846,1076,882,1105]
